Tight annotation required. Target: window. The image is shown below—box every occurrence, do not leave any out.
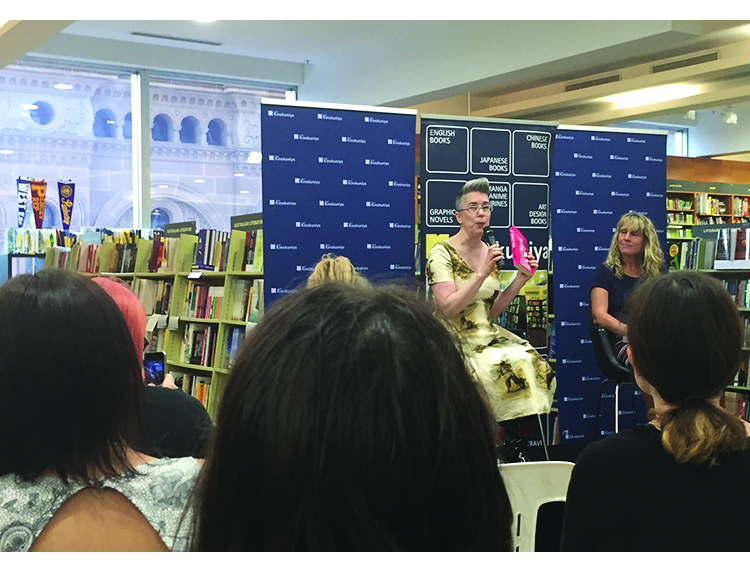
[0,65,132,234]
[123,112,132,139]
[179,116,200,144]
[93,109,117,138]
[207,118,226,147]
[151,207,170,230]
[152,113,172,142]
[29,101,54,125]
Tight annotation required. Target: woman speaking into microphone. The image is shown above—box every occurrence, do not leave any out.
[426,177,556,461]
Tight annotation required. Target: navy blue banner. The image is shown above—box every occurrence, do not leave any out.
[261,100,417,307]
[420,115,557,354]
[550,127,667,443]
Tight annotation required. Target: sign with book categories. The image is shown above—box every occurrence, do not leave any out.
[164,221,196,238]
[261,100,417,307]
[231,213,263,232]
[420,115,557,356]
[550,126,667,444]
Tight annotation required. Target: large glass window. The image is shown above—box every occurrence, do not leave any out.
[0,63,288,235]
[145,77,286,231]
[0,64,133,240]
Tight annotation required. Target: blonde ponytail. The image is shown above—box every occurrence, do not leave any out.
[661,400,747,467]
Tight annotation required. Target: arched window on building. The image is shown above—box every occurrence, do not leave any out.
[152,113,172,142]
[151,207,171,231]
[207,118,227,147]
[93,109,117,138]
[123,112,132,139]
[180,116,200,144]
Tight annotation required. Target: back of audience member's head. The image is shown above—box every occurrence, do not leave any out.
[306,253,369,288]
[0,269,143,484]
[627,271,745,466]
[92,276,146,368]
[193,283,512,551]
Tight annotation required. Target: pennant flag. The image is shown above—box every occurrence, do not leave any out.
[30,179,47,229]
[17,177,31,228]
[58,181,75,230]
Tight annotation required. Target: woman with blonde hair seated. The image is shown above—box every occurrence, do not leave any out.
[562,271,750,551]
[307,253,369,288]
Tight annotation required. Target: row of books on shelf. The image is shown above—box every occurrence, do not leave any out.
[8,226,264,275]
[193,228,262,272]
[720,281,750,310]
[696,194,728,216]
[667,227,693,239]
[667,198,693,210]
[181,324,219,367]
[233,279,264,323]
[6,228,80,254]
[724,392,750,422]
[173,373,212,409]
[668,237,714,271]
[185,285,224,320]
[670,229,750,271]
[735,197,750,218]
[224,326,247,370]
[135,280,173,316]
[667,212,694,225]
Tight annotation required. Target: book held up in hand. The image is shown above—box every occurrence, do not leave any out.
[509,226,534,275]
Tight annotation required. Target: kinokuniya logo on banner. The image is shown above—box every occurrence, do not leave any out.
[319,200,345,207]
[268,199,297,206]
[366,201,390,208]
[343,222,368,228]
[268,155,296,162]
[268,110,294,118]
[293,134,319,141]
[317,112,343,121]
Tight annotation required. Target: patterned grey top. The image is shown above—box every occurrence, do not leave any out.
[0,457,201,552]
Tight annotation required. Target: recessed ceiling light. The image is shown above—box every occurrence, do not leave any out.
[239,190,250,194]
[53,83,73,90]
[158,185,169,188]
[0,149,13,155]
[20,104,38,111]
[195,179,206,183]
[602,84,701,109]
[234,173,245,177]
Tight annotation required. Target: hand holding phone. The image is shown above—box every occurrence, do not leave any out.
[144,351,166,385]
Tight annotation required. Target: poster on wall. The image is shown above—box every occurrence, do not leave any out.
[550,125,667,443]
[260,100,417,308]
[419,114,557,354]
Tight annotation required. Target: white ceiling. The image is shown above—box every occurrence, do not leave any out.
[23,20,750,110]
[4,18,750,143]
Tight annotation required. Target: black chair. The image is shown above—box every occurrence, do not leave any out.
[587,310,635,440]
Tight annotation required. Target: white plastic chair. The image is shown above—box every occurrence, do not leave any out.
[498,461,575,552]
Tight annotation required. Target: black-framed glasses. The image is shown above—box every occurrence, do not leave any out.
[457,204,493,214]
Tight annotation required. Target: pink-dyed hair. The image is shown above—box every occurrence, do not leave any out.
[91,277,146,367]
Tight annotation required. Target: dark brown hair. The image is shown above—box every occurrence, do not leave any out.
[0,269,143,484]
[627,271,746,466]
[193,283,512,550]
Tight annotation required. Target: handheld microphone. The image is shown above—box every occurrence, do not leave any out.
[481,227,504,271]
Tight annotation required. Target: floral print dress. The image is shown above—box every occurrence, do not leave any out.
[426,241,556,422]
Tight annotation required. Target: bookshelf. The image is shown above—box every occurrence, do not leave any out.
[666,181,750,240]
[42,228,264,421]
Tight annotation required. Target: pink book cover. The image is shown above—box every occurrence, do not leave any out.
[509,226,534,274]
